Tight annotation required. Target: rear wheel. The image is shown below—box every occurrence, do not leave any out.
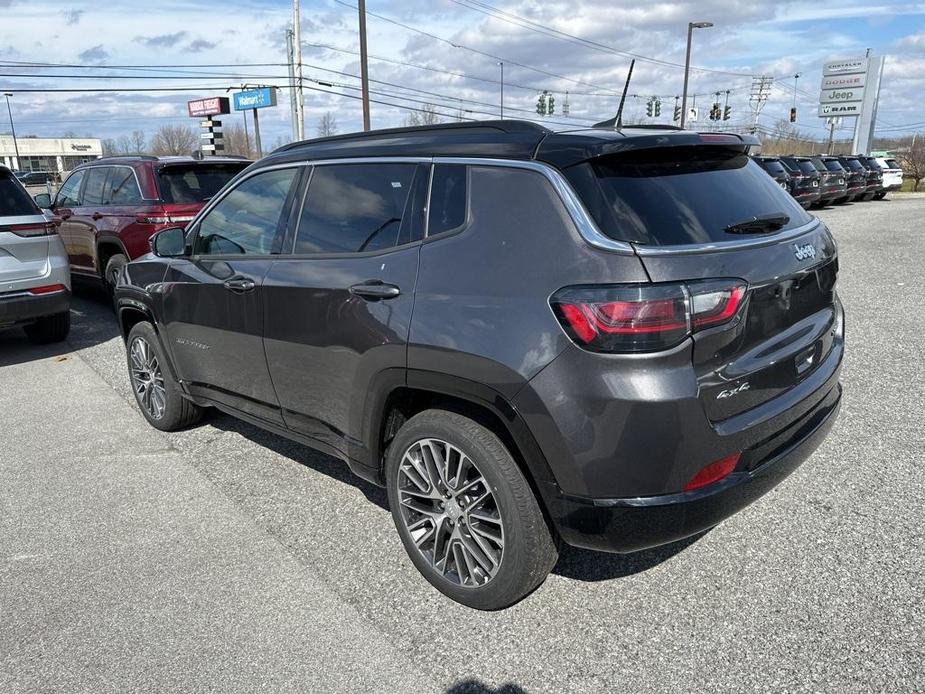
[126,321,203,431]
[874,191,887,200]
[23,310,70,344]
[385,409,558,610]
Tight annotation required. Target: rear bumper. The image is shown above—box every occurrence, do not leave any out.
[0,289,70,327]
[550,382,841,553]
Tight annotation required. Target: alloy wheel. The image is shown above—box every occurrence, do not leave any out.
[129,336,166,420]
[397,438,505,588]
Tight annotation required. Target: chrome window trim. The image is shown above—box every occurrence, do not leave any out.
[631,217,822,256]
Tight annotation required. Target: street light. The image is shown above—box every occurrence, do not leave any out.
[3,93,21,170]
[679,21,713,130]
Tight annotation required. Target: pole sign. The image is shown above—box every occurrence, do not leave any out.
[187,97,231,118]
[822,59,867,76]
[817,57,868,117]
[232,87,278,111]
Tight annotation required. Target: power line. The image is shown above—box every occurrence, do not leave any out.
[448,0,756,78]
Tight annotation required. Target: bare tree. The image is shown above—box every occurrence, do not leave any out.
[101,138,119,156]
[316,111,338,137]
[402,103,441,127]
[130,130,147,155]
[897,135,925,191]
[149,125,197,156]
[221,123,255,159]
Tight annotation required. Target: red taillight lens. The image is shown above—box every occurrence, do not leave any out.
[6,222,57,237]
[551,279,746,353]
[28,283,67,295]
[683,452,741,492]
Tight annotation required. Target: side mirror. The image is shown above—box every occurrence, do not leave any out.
[150,227,188,257]
[33,193,52,209]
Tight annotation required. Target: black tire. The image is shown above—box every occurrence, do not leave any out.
[874,191,887,200]
[126,321,203,431]
[385,409,558,610]
[104,253,128,298]
[23,310,70,344]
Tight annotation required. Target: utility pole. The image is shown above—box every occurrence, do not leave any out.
[827,118,837,155]
[748,75,773,134]
[680,21,713,130]
[358,0,371,131]
[3,93,20,169]
[498,62,504,119]
[292,0,305,140]
[286,29,298,142]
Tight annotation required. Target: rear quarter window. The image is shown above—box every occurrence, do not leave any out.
[157,163,249,204]
[565,147,812,246]
[0,170,40,216]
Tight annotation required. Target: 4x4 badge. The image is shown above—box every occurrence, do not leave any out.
[794,243,816,261]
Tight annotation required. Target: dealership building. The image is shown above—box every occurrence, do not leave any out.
[0,135,102,173]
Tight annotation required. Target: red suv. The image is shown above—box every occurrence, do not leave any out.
[39,155,250,292]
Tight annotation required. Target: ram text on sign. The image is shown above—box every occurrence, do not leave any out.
[818,103,863,117]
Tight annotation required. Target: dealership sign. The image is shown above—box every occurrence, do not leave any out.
[818,57,870,116]
[187,97,231,118]
[818,102,863,117]
[232,87,278,111]
[821,73,866,90]
[822,59,867,76]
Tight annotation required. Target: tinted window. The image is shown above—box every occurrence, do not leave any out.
[81,167,110,206]
[194,167,297,256]
[841,158,864,171]
[0,170,39,216]
[428,164,468,236]
[886,159,900,169]
[157,163,249,204]
[295,163,417,254]
[109,168,143,205]
[759,159,787,175]
[795,160,818,175]
[55,170,85,207]
[823,160,845,172]
[566,147,812,246]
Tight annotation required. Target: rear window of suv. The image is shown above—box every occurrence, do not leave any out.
[156,163,249,204]
[565,146,812,246]
[758,159,788,175]
[0,169,40,216]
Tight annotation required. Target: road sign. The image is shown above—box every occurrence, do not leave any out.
[823,59,867,76]
[187,97,230,118]
[818,103,863,117]
[232,87,278,111]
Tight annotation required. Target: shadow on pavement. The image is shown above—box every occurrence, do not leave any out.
[0,283,119,368]
[447,681,528,694]
[552,529,708,582]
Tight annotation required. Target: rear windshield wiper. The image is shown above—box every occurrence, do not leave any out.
[724,213,790,235]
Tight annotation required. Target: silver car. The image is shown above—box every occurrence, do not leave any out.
[0,165,71,343]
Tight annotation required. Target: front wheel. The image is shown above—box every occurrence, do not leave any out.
[385,410,558,610]
[126,321,203,431]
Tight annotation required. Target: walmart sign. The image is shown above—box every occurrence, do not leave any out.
[232,87,278,111]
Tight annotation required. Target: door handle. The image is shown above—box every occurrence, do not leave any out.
[223,277,256,293]
[92,212,104,220]
[349,281,401,300]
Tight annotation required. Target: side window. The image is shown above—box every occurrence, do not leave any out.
[55,170,85,208]
[428,164,468,236]
[294,163,417,254]
[193,167,298,256]
[109,168,143,205]
[81,167,110,206]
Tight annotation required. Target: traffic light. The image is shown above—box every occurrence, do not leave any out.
[723,106,731,121]
[536,92,547,116]
[673,104,681,122]
[789,107,797,123]
[547,95,555,115]
[709,103,721,121]
[646,99,653,117]
[654,99,661,117]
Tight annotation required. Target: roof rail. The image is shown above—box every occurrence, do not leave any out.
[94,155,159,162]
[275,119,550,154]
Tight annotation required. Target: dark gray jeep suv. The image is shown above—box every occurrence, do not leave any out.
[115,121,843,610]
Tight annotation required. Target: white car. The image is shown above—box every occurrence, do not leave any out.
[875,157,904,197]
[0,165,71,343]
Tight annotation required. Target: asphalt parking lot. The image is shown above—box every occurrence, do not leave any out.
[2,196,923,693]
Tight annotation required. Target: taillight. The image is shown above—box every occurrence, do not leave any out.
[6,222,57,237]
[28,283,67,295]
[683,452,741,492]
[551,279,746,353]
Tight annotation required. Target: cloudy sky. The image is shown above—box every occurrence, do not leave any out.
[1,0,924,148]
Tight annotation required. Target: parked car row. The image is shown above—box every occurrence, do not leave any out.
[753,154,903,209]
